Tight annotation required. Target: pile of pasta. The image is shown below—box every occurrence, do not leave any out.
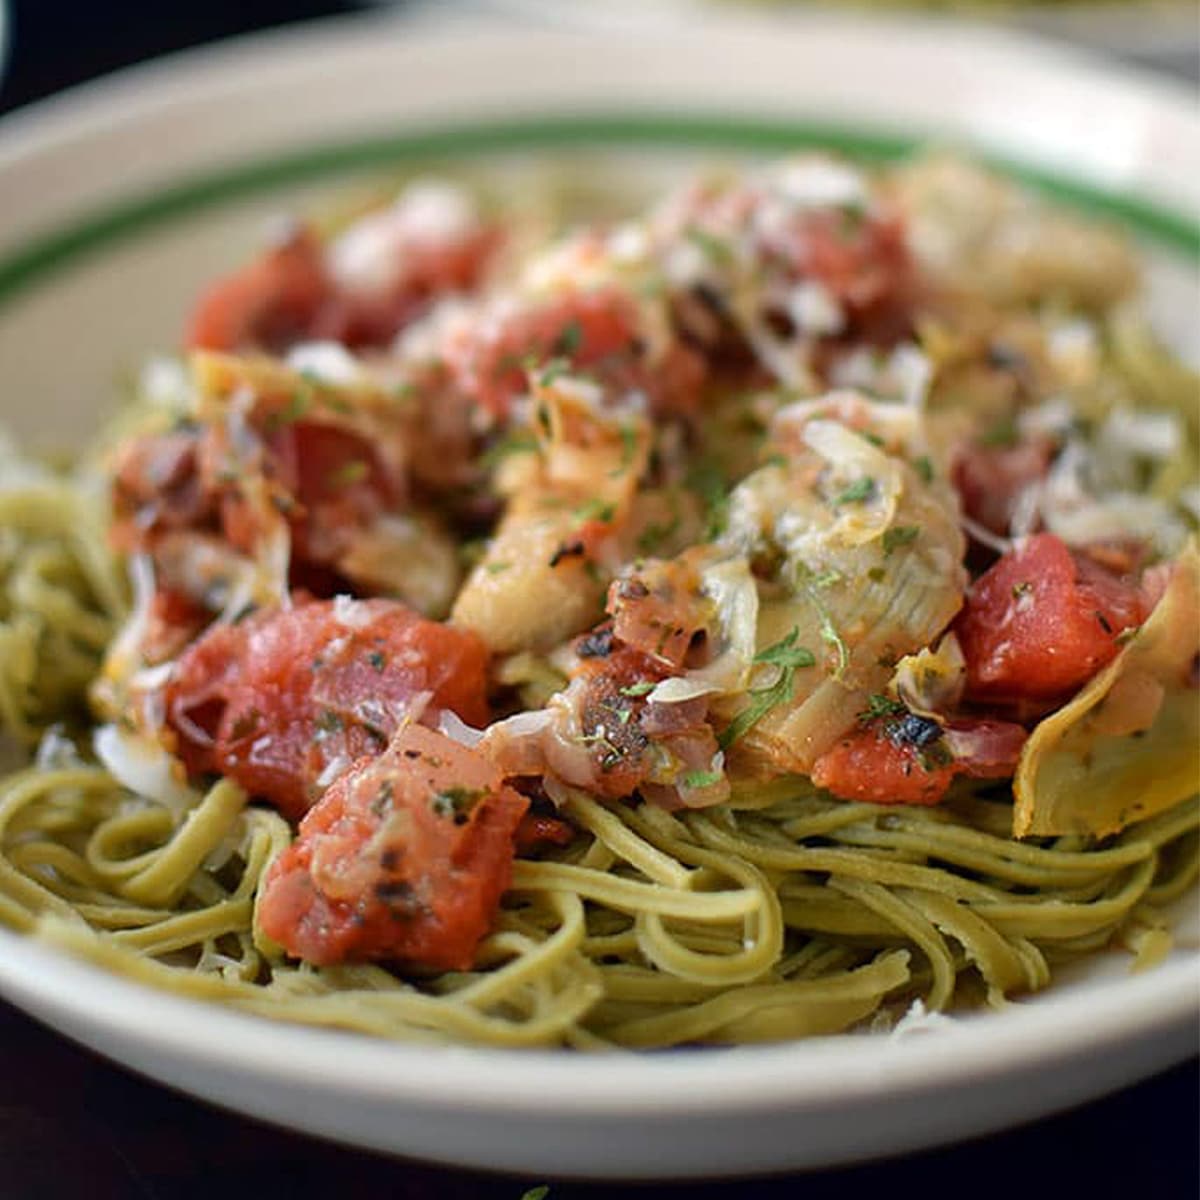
[0,153,1196,1048]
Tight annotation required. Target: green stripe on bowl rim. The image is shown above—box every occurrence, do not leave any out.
[0,112,1196,310]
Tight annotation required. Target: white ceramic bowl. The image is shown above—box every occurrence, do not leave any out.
[0,13,1196,1178]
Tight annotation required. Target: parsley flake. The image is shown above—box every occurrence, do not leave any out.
[574,498,616,525]
[328,459,368,488]
[882,525,920,556]
[859,693,907,724]
[718,628,816,749]
[834,476,875,506]
[619,680,656,698]
[553,320,583,357]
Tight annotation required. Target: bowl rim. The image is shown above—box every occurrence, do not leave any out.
[0,10,1195,1125]
[1,926,1196,1114]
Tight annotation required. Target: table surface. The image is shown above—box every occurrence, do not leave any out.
[0,4,1197,1198]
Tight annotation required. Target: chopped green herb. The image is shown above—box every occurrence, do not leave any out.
[913,455,934,484]
[810,568,842,590]
[369,780,394,817]
[718,627,816,749]
[637,514,681,556]
[610,422,640,478]
[619,680,656,698]
[681,768,723,790]
[316,709,343,735]
[859,693,907,724]
[859,431,886,448]
[537,358,571,388]
[834,477,875,506]
[328,459,368,488]
[867,566,887,583]
[430,787,485,823]
[684,225,734,264]
[882,525,920,556]
[318,389,353,415]
[981,416,1018,447]
[553,320,583,357]
[687,459,729,539]
[485,561,512,576]
[270,391,311,430]
[229,709,261,741]
[574,498,617,525]
[521,1188,551,1200]
[366,651,386,672]
[795,566,850,679]
[482,431,539,468]
[1011,581,1033,600]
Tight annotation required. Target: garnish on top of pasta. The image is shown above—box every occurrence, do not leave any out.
[0,153,1196,1048]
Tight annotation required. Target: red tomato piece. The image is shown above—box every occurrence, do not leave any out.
[141,588,212,667]
[268,421,402,568]
[759,209,915,346]
[514,812,575,853]
[811,720,956,806]
[312,225,502,348]
[447,289,642,419]
[446,288,705,422]
[607,567,706,671]
[956,533,1144,703]
[257,724,528,970]
[109,429,213,554]
[952,437,1055,539]
[165,597,490,820]
[186,230,331,353]
[941,718,1028,779]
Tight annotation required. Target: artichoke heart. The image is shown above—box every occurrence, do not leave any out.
[717,392,966,773]
[1013,540,1200,839]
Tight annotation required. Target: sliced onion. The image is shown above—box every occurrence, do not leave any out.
[491,708,554,737]
[332,593,372,629]
[645,676,721,705]
[35,725,83,771]
[93,724,198,815]
[438,709,486,748]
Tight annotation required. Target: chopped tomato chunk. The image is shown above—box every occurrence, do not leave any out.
[186,230,331,353]
[952,437,1055,538]
[607,566,707,671]
[165,597,490,820]
[446,288,705,421]
[515,812,575,853]
[810,714,1027,806]
[109,429,213,554]
[141,588,211,666]
[796,212,913,329]
[312,224,501,348]
[811,719,956,806]
[955,533,1144,702]
[257,725,528,969]
[186,220,499,354]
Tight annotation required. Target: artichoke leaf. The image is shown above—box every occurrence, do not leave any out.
[1013,539,1200,839]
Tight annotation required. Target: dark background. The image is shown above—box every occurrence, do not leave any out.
[0,4,1196,1198]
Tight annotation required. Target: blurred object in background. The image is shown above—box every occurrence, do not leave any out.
[0,0,366,114]
[458,0,1200,82]
[1,0,1195,117]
